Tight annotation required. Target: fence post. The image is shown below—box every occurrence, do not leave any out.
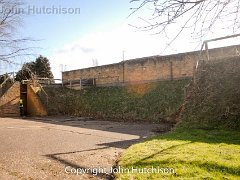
[80,79,82,90]
[170,61,173,81]
[12,72,15,82]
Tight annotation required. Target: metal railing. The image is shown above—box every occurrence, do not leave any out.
[63,78,96,90]
[194,34,240,84]
[27,79,49,107]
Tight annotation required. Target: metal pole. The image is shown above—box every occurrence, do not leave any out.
[205,42,210,61]
[80,79,82,90]
[122,51,125,84]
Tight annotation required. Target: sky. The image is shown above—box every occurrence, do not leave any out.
[1,0,240,79]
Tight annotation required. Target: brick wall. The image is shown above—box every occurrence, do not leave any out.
[62,45,240,86]
[0,82,20,117]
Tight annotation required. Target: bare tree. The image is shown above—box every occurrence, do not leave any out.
[0,0,34,65]
[130,0,240,48]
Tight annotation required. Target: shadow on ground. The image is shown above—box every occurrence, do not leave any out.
[21,116,172,137]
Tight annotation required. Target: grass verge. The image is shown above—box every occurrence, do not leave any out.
[116,128,240,179]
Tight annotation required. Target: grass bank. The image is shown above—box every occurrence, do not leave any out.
[116,57,240,179]
[116,128,240,179]
[44,79,190,123]
[181,57,240,130]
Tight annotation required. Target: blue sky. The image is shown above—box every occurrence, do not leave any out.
[22,0,131,56]
[14,0,143,78]
[1,0,240,78]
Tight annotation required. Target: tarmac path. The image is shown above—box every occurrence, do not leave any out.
[0,117,169,180]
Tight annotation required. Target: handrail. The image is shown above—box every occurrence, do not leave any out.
[39,84,49,106]
[0,76,11,88]
[33,80,49,107]
[0,76,15,98]
[0,72,15,87]
[21,79,49,108]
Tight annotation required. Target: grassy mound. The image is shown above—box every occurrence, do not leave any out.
[180,57,240,130]
[43,79,190,123]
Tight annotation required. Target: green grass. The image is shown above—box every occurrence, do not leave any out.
[44,79,190,123]
[116,128,240,180]
[116,58,240,179]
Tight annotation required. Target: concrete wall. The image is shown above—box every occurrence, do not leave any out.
[0,82,20,117]
[27,85,48,116]
[62,45,240,86]
[0,82,48,117]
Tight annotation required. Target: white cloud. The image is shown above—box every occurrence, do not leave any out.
[49,23,168,79]
[49,19,240,80]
